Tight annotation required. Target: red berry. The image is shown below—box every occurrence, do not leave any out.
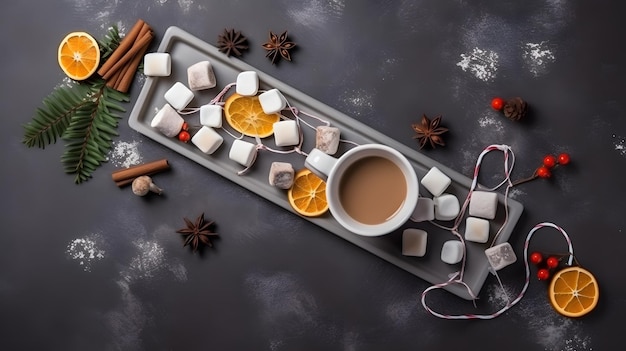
[543,155,557,168]
[536,166,551,178]
[178,130,191,143]
[546,256,559,269]
[557,153,570,165]
[182,122,189,131]
[491,97,504,110]
[529,252,543,265]
[537,268,550,281]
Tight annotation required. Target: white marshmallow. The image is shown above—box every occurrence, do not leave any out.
[464,217,490,243]
[164,82,194,110]
[469,191,499,219]
[229,139,257,167]
[441,240,464,264]
[236,71,259,96]
[411,197,435,222]
[268,162,294,189]
[421,167,452,197]
[150,104,184,137]
[315,126,340,155]
[187,61,217,90]
[259,89,287,114]
[191,126,223,154]
[433,193,460,221]
[273,120,299,146]
[200,104,223,128]
[485,242,517,271]
[143,53,171,77]
[402,229,428,257]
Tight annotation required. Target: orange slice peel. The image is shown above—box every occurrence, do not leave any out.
[57,31,100,81]
[287,169,329,217]
[548,266,599,317]
[224,93,280,138]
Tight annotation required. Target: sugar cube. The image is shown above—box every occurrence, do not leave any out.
[315,126,340,155]
[191,126,223,154]
[187,61,216,90]
[484,242,517,271]
[150,104,184,137]
[273,120,299,146]
[402,229,428,257]
[164,82,194,110]
[421,167,451,197]
[229,139,257,167]
[268,162,295,189]
[469,191,498,219]
[464,217,490,243]
[433,193,460,221]
[236,71,259,96]
[441,240,464,264]
[259,89,287,114]
[143,53,171,77]
[411,197,435,222]
[200,104,223,128]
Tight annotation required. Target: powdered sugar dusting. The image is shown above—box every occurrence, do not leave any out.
[613,134,626,157]
[457,48,499,82]
[285,0,345,28]
[340,88,375,118]
[108,140,143,168]
[523,42,556,77]
[478,113,505,132]
[66,234,106,272]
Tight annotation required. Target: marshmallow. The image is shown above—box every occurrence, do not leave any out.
[268,162,295,189]
[441,240,464,264]
[421,167,451,197]
[200,104,223,128]
[469,191,498,219]
[433,193,460,221]
[191,126,223,154]
[273,120,299,146]
[411,197,435,222]
[229,139,257,167]
[164,82,194,110]
[187,61,216,90]
[315,126,340,155]
[464,217,490,243]
[143,53,171,77]
[236,71,259,96]
[259,89,287,114]
[485,242,517,271]
[150,104,184,137]
[402,229,428,257]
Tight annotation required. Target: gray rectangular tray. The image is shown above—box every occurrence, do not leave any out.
[128,26,523,300]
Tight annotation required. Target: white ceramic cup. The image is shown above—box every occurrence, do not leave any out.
[305,144,419,236]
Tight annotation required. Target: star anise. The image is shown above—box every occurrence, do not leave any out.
[411,114,449,149]
[176,213,218,252]
[261,30,296,64]
[217,28,248,57]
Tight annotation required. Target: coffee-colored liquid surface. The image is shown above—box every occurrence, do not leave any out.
[339,156,407,225]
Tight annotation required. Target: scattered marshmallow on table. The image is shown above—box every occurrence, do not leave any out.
[268,162,295,189]
[402,228,428,257]
[484,242,517,271]
[200,104,223,128]
[164,82,194,110]
[236,71,259,96]
[150,104,184,137]
[191,126,223,154]
[441,240,464,264]
[315,126,340,155]
[143,53,171,77]
[259,89,287,114]
[229,139,257,167]
[411,197,435,222]
[273,120,299,146]
[469,191,499,219]
[464,217,490,243]
[187,61,216,90]
[421,167,451,197]
[433,193,460,221]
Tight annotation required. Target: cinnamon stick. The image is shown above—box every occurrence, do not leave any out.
[112,159,170,185]
[114,34,152,93]
[102,25,153,81]
[98,19,145,77]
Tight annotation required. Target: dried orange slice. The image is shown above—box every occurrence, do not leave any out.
[57,32,100,81]
[224,93,280,138]
[548,266,599,317]
[287,169,328,217]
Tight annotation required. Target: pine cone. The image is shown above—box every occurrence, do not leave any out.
[503,97,527,121]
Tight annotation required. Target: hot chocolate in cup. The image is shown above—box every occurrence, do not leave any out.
[305,144,419,236]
